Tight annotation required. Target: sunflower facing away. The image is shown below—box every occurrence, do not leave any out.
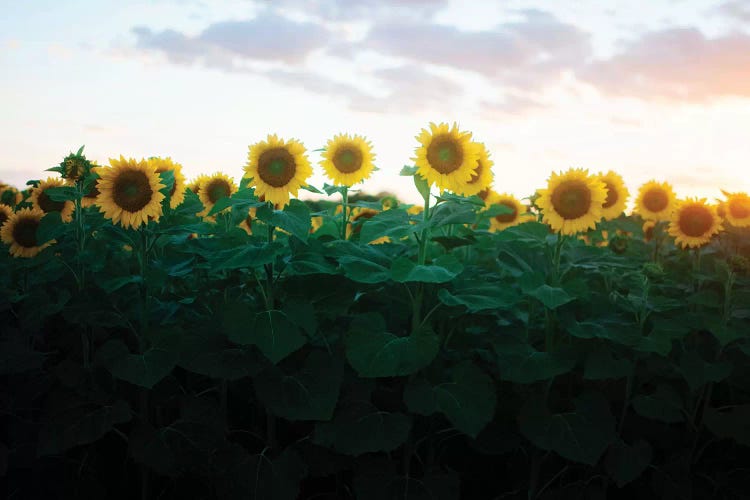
[486,192,529,232]
[0,203,12,228]
[635,181,676,221]
[96,156,165,229]
[597,171,629,221]
[723,192,750,228]
[536,168,607,235]
[413,122,481,193]
[668,198,722,249]
[187,174,209,195]
[239,207,256,235]
[245,134,312,207]
[1,207,55,257]
[455,142,493,197]
[642,220,656,242]
[31,177,75,223]
[198,172,237,217]
[320,133,376,186]
[0,184,23,207]
[148,157,186,209]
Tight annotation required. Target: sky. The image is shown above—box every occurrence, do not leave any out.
[1,0,749,205]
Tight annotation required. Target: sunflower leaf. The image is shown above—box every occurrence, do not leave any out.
[96,331,181,389]
[359,208,413,244]
[256,199,311,242]
[36,211,67,243]
[400,165,418,176]
[44,186,78,202]
[391,254,463,283]
[413,174,431,203]
[227,309,306,364]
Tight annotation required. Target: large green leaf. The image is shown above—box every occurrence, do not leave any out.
[583,348,633,380]
[208,242,283,272]
[179,328,266,380]
[226,308,306,364]
[679,350,732,391]
[359,208,414,244]
[339,255,391,283]
[391,254,463,283]
[214,445,307,500]
[404,361,496,438]
[704,405,750,446]
[38,400,132,455]
[631,383,685,423]
[605,439,653,487]
[129,422,177,477]
[524,284,574,310]
[255,350,344,421]
[36,212,67,243]
[437,282,520,312]
[493,333,577,384]
[518,391,616,465]
[256,199,311,241]
[96,331,181,389]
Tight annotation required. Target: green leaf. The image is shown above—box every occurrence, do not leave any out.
[339,255,391,284]
[404,361,496,438]
[226,308,306,364]
[493,334,577,384]
[519,391,616,465]
[391,254,463,283]
[605,439,653,487]
[96,332,181,389]
[632,383,685,423]
[345,313,439,377]
[359,208,414,244]
[679,350,732,391]
[400,165,418,176]
[36,211,67,243]
[322,183,347,196]
[437,283,520,313]
[208,242,283,272]
[286,252,337,275]
[179,329,266,380]
[584,348,633,380]
[129,423,177,477]
[428,201,477,228]
[354,464,460,500]
[97,275,143,293]
[255,350,344,421]
[302,183,323,194]
[256,199,311,241]
[524,284,574,310]
[214,445,307,500]
[37,400,132,455]
[414,174,430,203]
[704,405,750,446]
[207,186,263,216]
[44,185,78,202]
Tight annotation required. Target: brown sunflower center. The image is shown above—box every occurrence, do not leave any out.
[468,160,483,184]
[38,190,65,213]
[478,189,490,201]
[728,198,750,219]
[258,148,297,187]
[205,179,232,204]
[12,216,39,248]
[551,180,592,220]
[332,146,363,174]
[678,205,714,237]
[495,202,518,223]
[426,135,463,175]
[643,223,655,242]
[603,181,618,209]
[642,188,668,213]
[112,170,153,212]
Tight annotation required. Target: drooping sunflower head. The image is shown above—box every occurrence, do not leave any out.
[596,171,629,221]
[60,152,92,181]
[320,133,376,186]
[723,192,750,228]
[0,203,13,228]
[198,172,237,217]
[642,220,656,242]
[0,184,23,207]
[485,192,529,232]
[635,181,676,221]
[148,157,186,209]
[245,134,312,207]
[0,207,56,258]
[536,168,607,235]
[239,207,256,235]
[413,122,481,193]
[31,177,75,223]
[96,156,165,229]
[667,198,722,249]
[455,142,493,197]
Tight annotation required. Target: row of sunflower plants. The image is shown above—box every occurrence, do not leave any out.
[1,125,750,499]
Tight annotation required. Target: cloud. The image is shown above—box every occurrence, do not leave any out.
[259,0,449,21]
[713,0,750,22]
[579,28,750,101]
[478,94,547,117]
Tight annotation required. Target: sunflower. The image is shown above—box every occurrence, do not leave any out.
[668,198,722,249]
[311,216,323,233]
[31,177,75,223]
[187,174,209,194]
[320,133,375,186]
[0,207,55,257]
[95,156,165,229]
[536,168,607,235]
[413,122,481,193]
[642,220,656,242]
[239,207,256,235]
[486,192,529,232]
[148,157,186,209]
[0,203,12,228]
[197,172,237,217]
[723,192,750,227]
[455,142,493,197]
[635,181,676,221]
[245,134,312,207]
[0,184,23,207]
[597,171,629,221]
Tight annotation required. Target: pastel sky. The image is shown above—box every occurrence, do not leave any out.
[1,0,749,205]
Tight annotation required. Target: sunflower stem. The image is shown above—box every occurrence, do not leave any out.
[412,190,431,334]
[265,223,276,311]
[341,186,349,240]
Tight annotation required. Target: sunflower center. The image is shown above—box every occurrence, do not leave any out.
[332,147,363,174]
[258,148,296,187]
[112,170,153,212]
[12,217,38,248]
[38,190,65,213]
[678,205,714,237]
[642,189,668,213]
[495,202,518,223]
[728,198,750,219]
[478,189,490,201]
[426,135,463,174]
[551,180,592,220]
[603,181,618,209]
[206,179,231,204]
[468,160,483,184]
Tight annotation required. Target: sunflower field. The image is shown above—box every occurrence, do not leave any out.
[2,124,750,499]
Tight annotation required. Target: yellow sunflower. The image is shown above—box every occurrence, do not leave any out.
[0,203,13,228]
[1,207,56,257]
[148,157,186,209]
[597,171,629,221]
[239,207,256,235]
[311,216,323,233]
[413,122,481,193]
[668,198,722,249]
[635,181,676,221]
[187,174,209,194]
[30,177,75,223]
[320,133,375,186]
[245,134,312,207]
[198,172,237,217]
[723,192,750,227]
[642,220,656,242]
[536,168,607,235]
[95,156,165,229]
[0,184,23,207]
[486,192,529,232]
[455,142,493,197]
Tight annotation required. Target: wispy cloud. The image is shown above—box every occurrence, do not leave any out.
[713,0,750,23]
